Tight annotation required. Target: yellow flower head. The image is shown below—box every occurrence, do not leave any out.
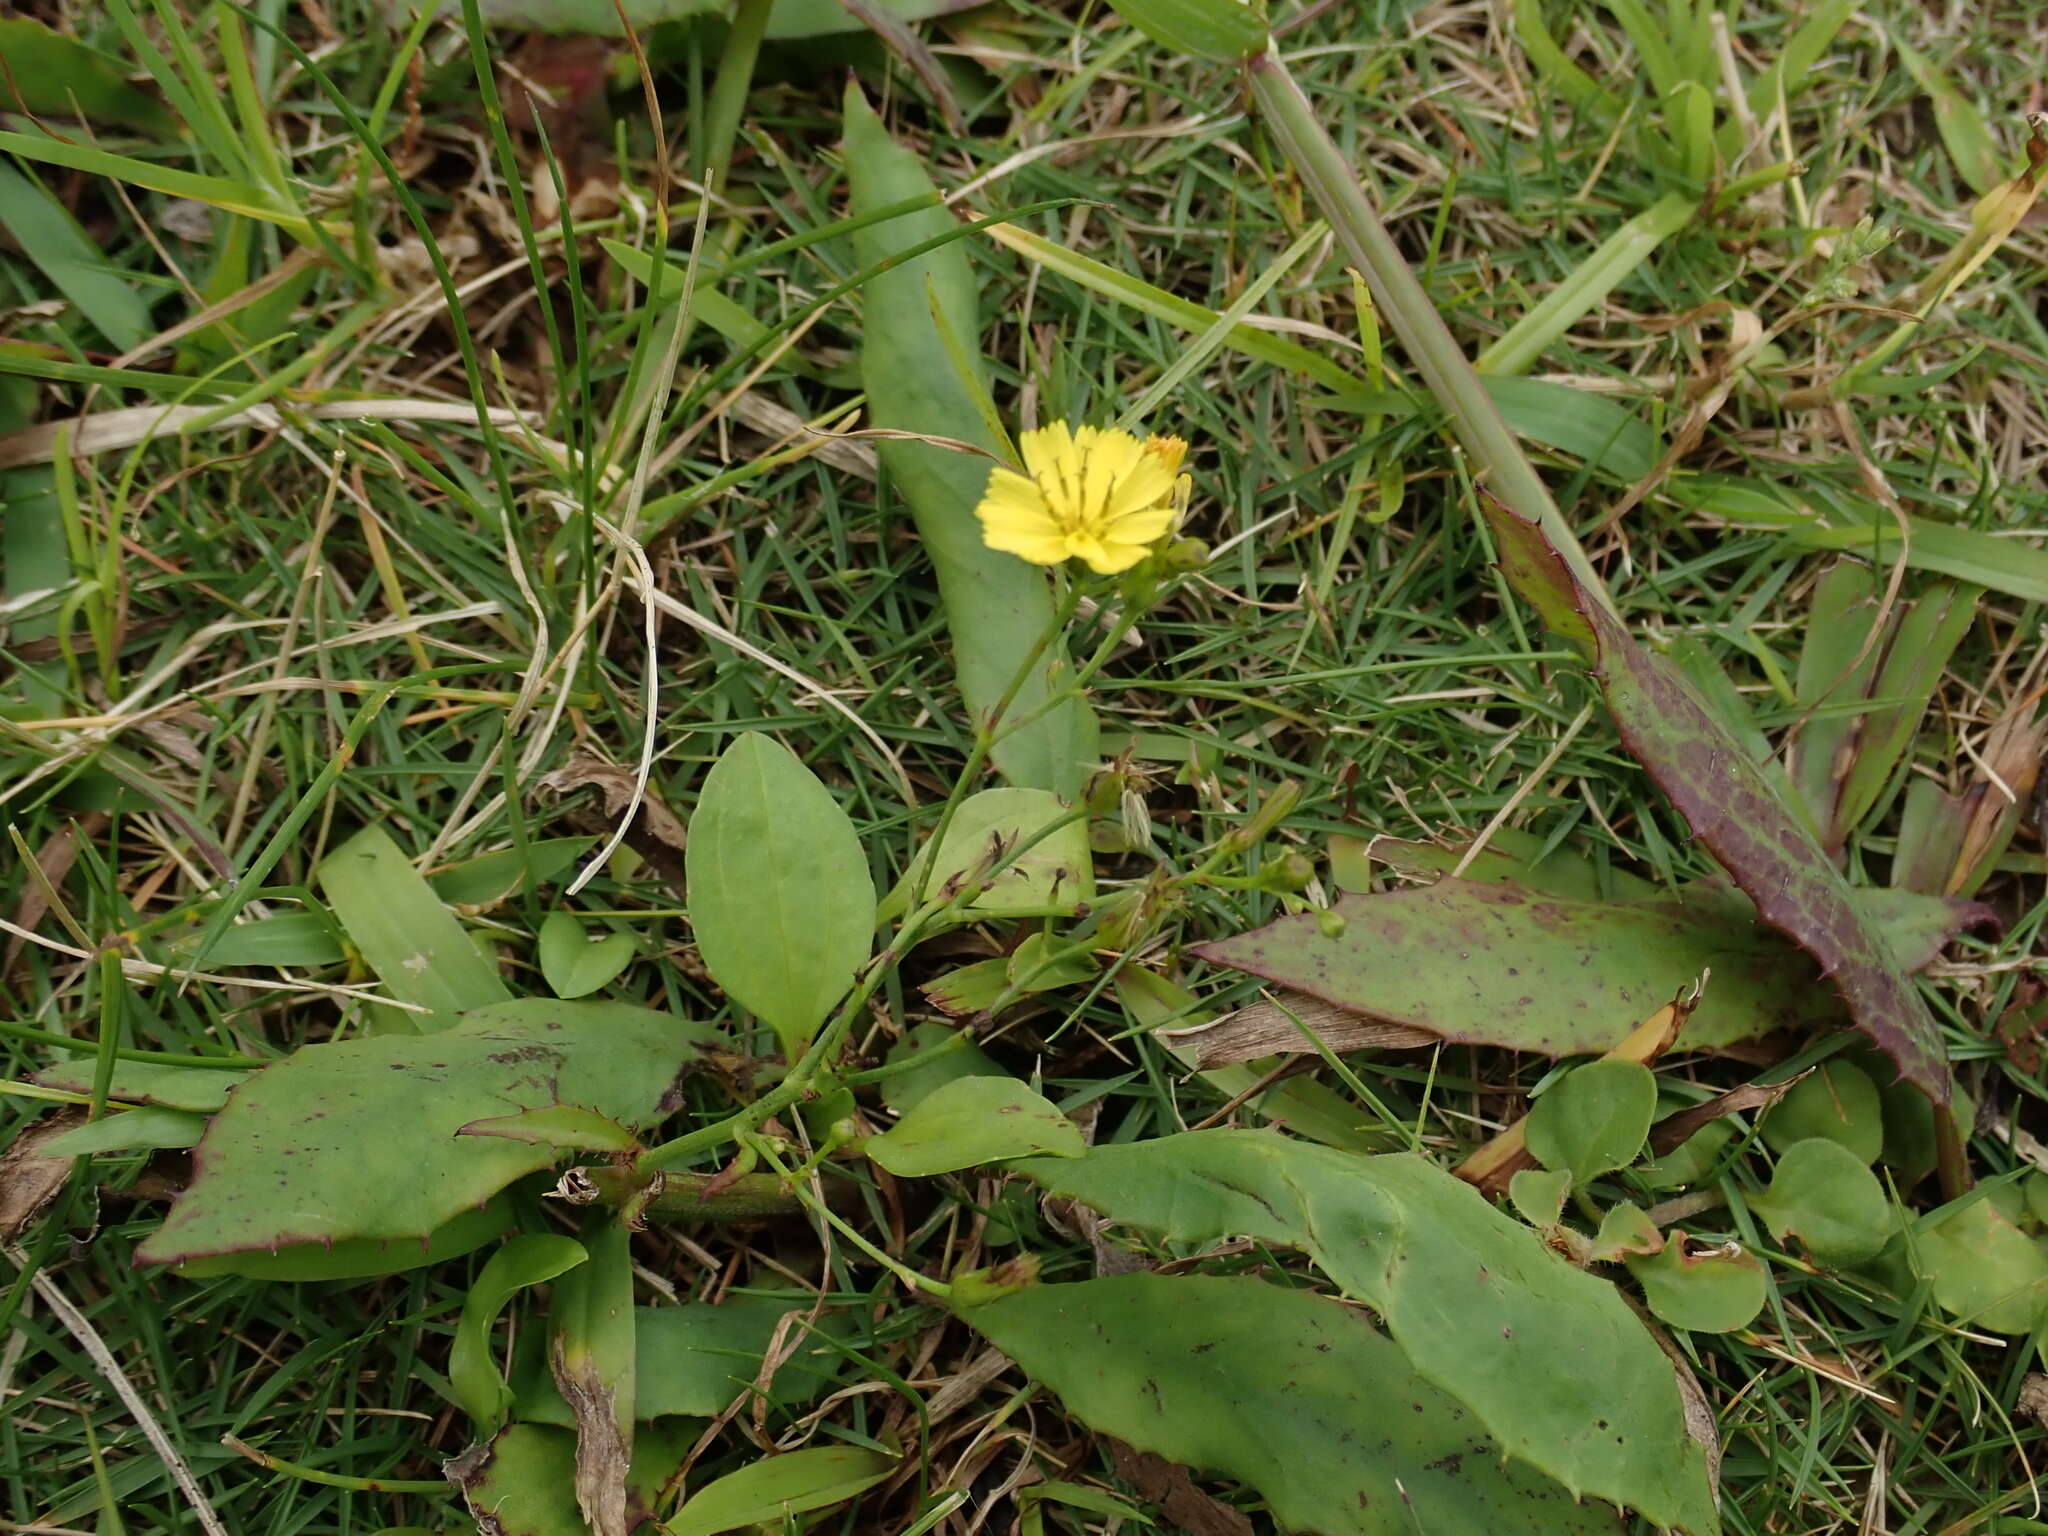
[975,423,1188,574]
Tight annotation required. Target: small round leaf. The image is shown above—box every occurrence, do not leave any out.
[1750,1138,1890,1267]
[1626,1237,1767,1333]
[1761,1062,1883,1163]
[1525,1059,1657,1184]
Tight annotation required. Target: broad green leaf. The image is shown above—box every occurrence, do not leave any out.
[176,1199,514,1281]
[451,1235,589,1433]
[166,911,346,967]
[844,84,1097,797]
[867,1076,1085,1176]
[551,1220,635,1536]
[1916,1191,2048,1334]
[958,1273,1621,1534]
[1480,505,1948,1102]
[1625,1239,1767,1333]
[461,1106,641,1154]
[1012,1132,1716,1531]
[39,1106,206,1157]
[1526,1060,1656,1184]
[136,1000,718,1265]
[538,911,637,1000]
[666,1445,897,1536]
[0,162,153,353]
[878,1021,1004,1115]
[516,1299,848,1424]
[449,1421,694,1536]
[318,824,513,1033]
[0,21,178,134]
[684,732,874,1055]
[1191,876,1891,1057]
[888,788,1093,916]
[1004,932,1098,992]
[1760,1062,1883,1164]
[431,837,598,909]
[1750,1138,1890,1267]
[34,1060,252,1112]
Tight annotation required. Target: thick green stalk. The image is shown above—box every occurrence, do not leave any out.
[1244,50,1616,620]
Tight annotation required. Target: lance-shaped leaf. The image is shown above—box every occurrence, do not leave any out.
[1479,505,1948,1102]
[136,1000,719,1265]
[957,1272,1621,1534]
[1012,1132,1717,1532]
[1189,877,1961,1061]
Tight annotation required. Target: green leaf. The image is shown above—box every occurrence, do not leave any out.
[1589,1202,1663,1263]
[1750,1138,1891,1267]
[684,732,875,1056]
[461,1107,641,1155]
[0,22,177,134]
[877,1021,1004,1115]
[1480,504,1949,1103]
[887,788,1093,917]
[39,1106,207,1157]
[1508,1167,1571,1226]
[1916,1189,2048,1334]
[844,84,1097,797]
[538,912,637,1000]
[867,1076,1085,1176]
[1526,1060,1657,1184]
[177,1199,514,1282]
[165,911,347,967]
[449,1421,694,1536]
[1104,0,1269,60]
[958,1273,1622,1534]
[430,837,598,909]
[516,1299,849,1424]
[318,824,514,1033]
[451,1235,590,1433]
[516,1302,843,1428]
[1682,474,2048,609]
[919,957,1013,1017]
[1760,1062,1883,1164]
[1012,1132,1716,1532]
[0,162,153,353]
[1892,33,2005,194]
[1190,876,1880,1057]
[1638,1119,1733,1191]
[551,1220,636,1536]
[33,1060,252,1112]
[136,1000,717,1265]
[1625,1238,1767,1333]
[666,1445,897,1536]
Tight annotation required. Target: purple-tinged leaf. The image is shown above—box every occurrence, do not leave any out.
[1480,506,1949,1101]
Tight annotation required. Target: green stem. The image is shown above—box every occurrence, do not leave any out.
[1244,50,1617,620]
[574,1165,803,1221]
[221,1435,448,1494]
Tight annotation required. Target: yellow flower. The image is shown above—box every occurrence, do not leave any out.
[974,423,1188,574]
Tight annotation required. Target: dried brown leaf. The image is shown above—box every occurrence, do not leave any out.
[1160,990,1437,1068]
[0,1107,84,1240]
[1110,1442,1254,1536]
[541,751,689,896]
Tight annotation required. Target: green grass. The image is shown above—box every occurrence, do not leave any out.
[4,0,2048,1531]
